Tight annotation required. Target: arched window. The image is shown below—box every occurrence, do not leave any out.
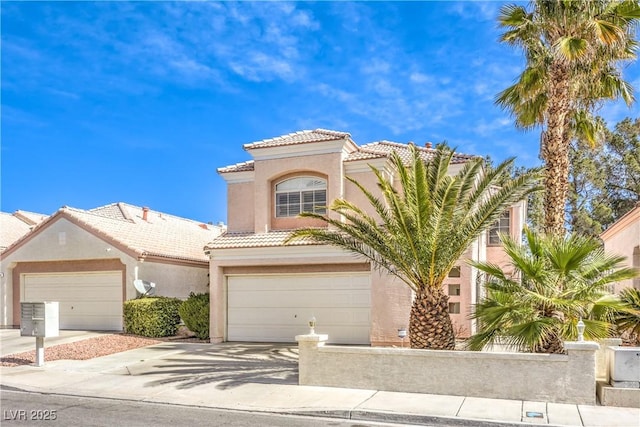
[275,177,327,217]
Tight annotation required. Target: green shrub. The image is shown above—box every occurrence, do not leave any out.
[123,296,182,338]
[179,292,209,340]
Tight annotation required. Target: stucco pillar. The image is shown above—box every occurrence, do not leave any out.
[564,341,600,405]
[295,333,328,385]
[596,338,623,381]
[209,264,225,343]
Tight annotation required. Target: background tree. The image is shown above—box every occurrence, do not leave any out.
[468,228,638,353]
[602,117,640,220]
[566,117,640,236]
[496,0,639,236]
[288,145,541,350]
[567,133,610,236]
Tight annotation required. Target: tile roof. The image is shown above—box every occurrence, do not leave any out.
[0,211,47,252]
[13,210,48,226]
[217,160,255,174]
[2,203,226,263]
[218,131,476,174]
[205,230,318,250]
[243,128,351,150]
[345,141,476,164]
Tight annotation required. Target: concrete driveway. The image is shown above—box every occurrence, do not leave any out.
[126,342,299,389]
[0,329,113,357]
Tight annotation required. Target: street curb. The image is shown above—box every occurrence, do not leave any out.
[2,386,570,427]
[275,408,569,427]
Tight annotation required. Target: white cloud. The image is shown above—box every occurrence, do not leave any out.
[410,72,433,84]
[474,117,513,137]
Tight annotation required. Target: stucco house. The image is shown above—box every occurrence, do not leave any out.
[0,210,48,252]
[0,203,225,331]
[600,202,640,293]
[205,129,525,346]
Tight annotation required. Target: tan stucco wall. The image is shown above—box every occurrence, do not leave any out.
[298,335,599,405]
[137,260,208,299]
[253,152,343,232]
[0,217,208,327]
[226,181,255,233]
[601,207,640,293]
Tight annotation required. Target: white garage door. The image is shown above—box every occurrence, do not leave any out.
[23,271,123,331]
[227,273,370,344]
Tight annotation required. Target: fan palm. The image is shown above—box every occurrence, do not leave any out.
[496,0,640,236]
[615,287,640,344]
[468,228,638,353]
[287,144,541,350]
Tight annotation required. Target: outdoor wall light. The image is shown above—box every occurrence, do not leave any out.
[398,327,407,348]
[577,318,585,342]
[309,316,316,335]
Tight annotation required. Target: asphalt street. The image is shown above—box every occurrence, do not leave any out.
[1,389,460,427]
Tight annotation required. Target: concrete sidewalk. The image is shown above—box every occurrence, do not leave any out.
[1,341,638,427]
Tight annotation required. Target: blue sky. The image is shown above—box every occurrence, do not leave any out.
[3,1,639,224]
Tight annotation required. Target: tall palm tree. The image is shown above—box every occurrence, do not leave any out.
[287,144,541,350]
[468,228,638,353]
[496,0,640,236]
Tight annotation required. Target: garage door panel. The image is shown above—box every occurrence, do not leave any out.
[61,316,122,331]
[227,273,371,344]
[228,307,370,326]
[23,272,123,331]
[228,275,370,291]
[24,286,121,302]
[228,289,369,308]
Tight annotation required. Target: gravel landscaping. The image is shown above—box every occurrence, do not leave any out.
[0,334,162,367]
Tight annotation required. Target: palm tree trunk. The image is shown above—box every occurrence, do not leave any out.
[533,330,565,354]
[541,61,572,237]
[409,288,455,350]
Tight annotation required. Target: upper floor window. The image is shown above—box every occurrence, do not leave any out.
[488,212,510,245]
[275,177,327,218]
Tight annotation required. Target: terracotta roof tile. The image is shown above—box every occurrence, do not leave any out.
[0,211,47,252]
[60,203,225,262]
[346,141,475,164]
[243,128,350,150]
[205,230,318,250]
[217,130,477,175]
[13,210,48,226]
[217,160,255,174]
[2,203,225,263]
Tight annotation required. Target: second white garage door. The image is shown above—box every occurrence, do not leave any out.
[23,271,123,331]
[227,273,370,344]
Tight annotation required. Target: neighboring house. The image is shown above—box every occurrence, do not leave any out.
[0,210,48,251]
[205,129,525,346]
[0,203,225,331]
[600,202,640,293]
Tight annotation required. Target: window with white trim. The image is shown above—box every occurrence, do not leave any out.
[275,177,327,217]
[488,212,510,245]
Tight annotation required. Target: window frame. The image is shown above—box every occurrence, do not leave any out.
[274,176,327,218]
[488,211,510,246]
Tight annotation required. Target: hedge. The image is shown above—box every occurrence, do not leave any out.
[179,292,209,340]
[123,296,182,338]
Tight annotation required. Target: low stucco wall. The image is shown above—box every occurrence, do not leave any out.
[297,334,599,405]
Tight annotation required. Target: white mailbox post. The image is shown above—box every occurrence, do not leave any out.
[21,302,59,366]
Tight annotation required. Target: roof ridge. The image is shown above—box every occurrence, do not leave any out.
[243,128,350,150]
[12,210,42,226]
[312,128,351,137]
[117,202,133,221]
